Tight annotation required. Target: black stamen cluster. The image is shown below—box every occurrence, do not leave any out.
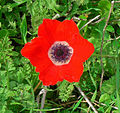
[51,43,72,63]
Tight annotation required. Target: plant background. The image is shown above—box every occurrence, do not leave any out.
[0,0,120,113]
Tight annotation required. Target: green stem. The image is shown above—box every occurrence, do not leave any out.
[92,53,117,58]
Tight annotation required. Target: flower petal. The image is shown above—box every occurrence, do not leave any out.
[38,19,61,44]
[61,55,84,82]
[38,51,84,85]
[21,37,52,72]
[39,65,64,86]
[69,34,94,62]
[54,19,80,41]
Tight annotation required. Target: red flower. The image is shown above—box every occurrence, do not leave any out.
[21,19,94,86]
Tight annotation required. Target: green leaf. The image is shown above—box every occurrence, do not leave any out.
[99,93,111,103]
[8,51,19,56]
[81,8,101,13]
[101,76,120,95]
[58,80,74,102]
[75,0,89,5]
[91,90,97,102]
[8,29,18,37]
[3,0,27,12]
[106,25,115,33]
[72,97,83,112]
[27,0,49,31]
[20,14,27,43]
[116,29,120,35]
[79,15,87,19]
[13,0,27,3]
[12,38,24,45]
[0,29,8,38]
[98,107,105,113]
[98,0,111,17]
[44,0,57,10]
[105,105,112,113]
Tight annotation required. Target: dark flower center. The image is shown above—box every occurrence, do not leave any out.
[56,49,64,57]
[48,41,73,66]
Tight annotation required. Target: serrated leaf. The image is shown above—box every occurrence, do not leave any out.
[27,0,49,32]
[58,80,74,102]
[98,0,111,17]
[12,38,24,45]
[8,29,18,36]
[101,76,120,95]
[8,51,19,56]
[44,0,57,9]
[99,93,111,103]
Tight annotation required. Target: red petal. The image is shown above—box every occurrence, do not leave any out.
[69,34,94,62]
[61,55,84,82]
[38,19,80,43]
[39,65,64,86]
[38,19,61,44]
[38,52,84,86]
[38,52,84,85]
[21,37,52,72]
[54,19,80,42]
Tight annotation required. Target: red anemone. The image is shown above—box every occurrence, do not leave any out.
[21,19,94,86]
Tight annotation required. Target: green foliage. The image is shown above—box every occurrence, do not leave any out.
[72,97,83,112]
[72,0,89,5]
[101,76,120,95]
[106,25,115,33]
[98,0,111,17]
[100,75,120,112]
[99,93,111,103]
[27,0,51,32]
[0,31,38,112]
[0,0,120,112]
[58,80,74,102]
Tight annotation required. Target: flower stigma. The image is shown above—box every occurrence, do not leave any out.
[48,41,73,66]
